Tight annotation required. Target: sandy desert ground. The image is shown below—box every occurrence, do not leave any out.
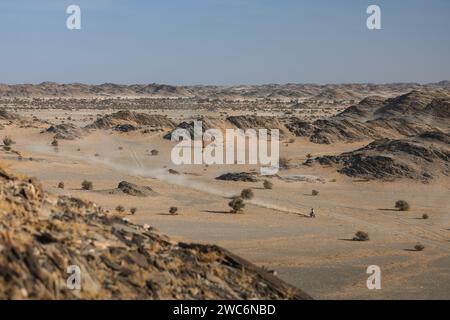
[1,93,449,300]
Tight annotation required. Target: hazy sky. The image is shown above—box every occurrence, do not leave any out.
[1,0,449,85]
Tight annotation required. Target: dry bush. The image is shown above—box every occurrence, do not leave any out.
[422,214,429,220]
[395,200,410,211]
[312,190,319,196]
[115,205,125,214]
[130,208,137,215]
[81,180,93,191]
[57,182,65,189]
[151,149,159,156]
[263,180,273,190]
[169,207,178,215]
[414,244,425,251]
[3,136,14,146]
[241,188,254,200]
[51,139,58,147]
[279,157,290,170]
[353,231,369,242]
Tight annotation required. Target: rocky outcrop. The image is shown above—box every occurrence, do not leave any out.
[216,172,258,182]
[226,115,287,136]
[116,181,155,197]
[315,131,450,182]
[44,123,84,140]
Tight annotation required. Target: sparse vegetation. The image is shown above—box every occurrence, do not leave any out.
[57,182,65,189]
[414,244,425,251]
[353,231,370,242]
[229,197,245,214]
[263,180,273,190]
[312,190,319,196]
[115,205,125,214]
[395,200,410,211]
[81,180,93,191]
[169,206,178,215]
[240,188,254,200]
[3,136,14,147]
[279,157,290,170]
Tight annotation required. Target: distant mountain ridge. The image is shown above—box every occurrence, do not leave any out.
[0,81,449,99]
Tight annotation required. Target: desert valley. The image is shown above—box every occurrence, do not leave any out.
[0,82,449,299]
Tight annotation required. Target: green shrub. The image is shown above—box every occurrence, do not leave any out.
[353,231,369,242]
[3,136,14,146]
[395,200,410,211]
[263,180,273,190]
[229,197,245,214]
[81,180,93,190]
[115,205,125,214]
[241,188,254,200]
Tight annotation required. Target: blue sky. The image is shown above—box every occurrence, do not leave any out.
[1,0,449,85]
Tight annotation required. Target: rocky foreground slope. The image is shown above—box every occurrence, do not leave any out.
[0,166,310,299]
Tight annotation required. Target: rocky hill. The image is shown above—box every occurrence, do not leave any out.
[0,165,311,299]
[315,131,450,182]
[86,110,176,132]
[287,91,450,144]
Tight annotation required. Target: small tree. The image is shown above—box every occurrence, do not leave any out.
[241,188,254,200]
[229,197,245,214]
[81,180,93,190]
[169,206,178,215]
[395,200,410,211]
[57,181,65,189]
[130,208,137,215]
[312,190,319,196]
[263,180,273,190]
[414,244,425,251]
[51,139,58,147]
[151,149,159,156]
[353,231,369,242]
[422,214,429,220]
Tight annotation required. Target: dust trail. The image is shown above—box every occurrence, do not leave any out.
[26,143,235,197]
[26,143,306,215]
